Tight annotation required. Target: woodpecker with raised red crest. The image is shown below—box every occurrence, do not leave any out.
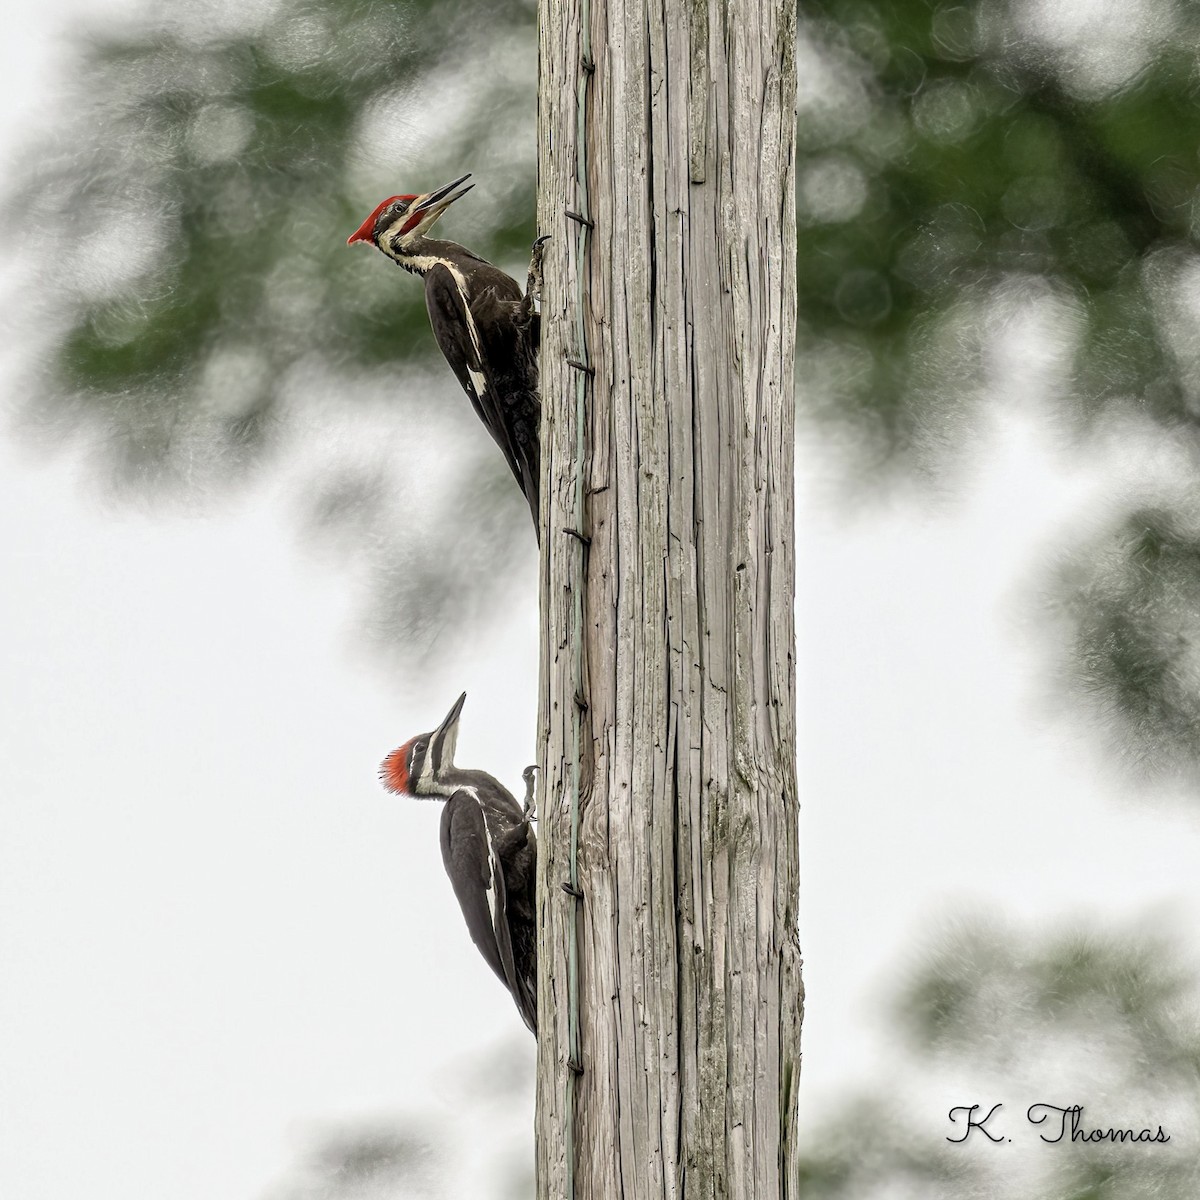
[380,692,537,1034]
[348,176,545,539]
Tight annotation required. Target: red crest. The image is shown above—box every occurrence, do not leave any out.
[347,195,416,246]
[379,740,413,794]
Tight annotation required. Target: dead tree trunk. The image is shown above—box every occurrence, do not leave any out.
[535,0,800,1196]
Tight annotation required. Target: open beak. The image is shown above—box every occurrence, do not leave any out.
[404,173,474,235]
[430,691,467,774]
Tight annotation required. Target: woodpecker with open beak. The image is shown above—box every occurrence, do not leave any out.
[380,692,537,1034]
[348,175,546,540]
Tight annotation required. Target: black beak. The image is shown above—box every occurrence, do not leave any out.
[430,691,467,774]
[412,173,474,217]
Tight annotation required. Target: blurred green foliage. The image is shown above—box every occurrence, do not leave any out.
[264,1127,443,1200]
[1052,508,1200,783]
[798,0,1200,444]
[261,1039,534,1199]
[794,1,1200,780]
[799,917,1200,1199]
[6,0,1200,758]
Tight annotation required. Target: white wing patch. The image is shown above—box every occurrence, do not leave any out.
[464,787,503,934]
[445,263,486,363]
[485,865,501,932]
[395,253,488,396]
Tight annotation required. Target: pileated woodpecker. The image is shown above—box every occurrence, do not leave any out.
[348,176,545,539]
[380,692,537,1034]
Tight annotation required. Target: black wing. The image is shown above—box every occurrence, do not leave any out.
[471,284,541,524]
[439,789,531,1031]
[495,821,538,1034]
[423,264,540,537]
[423,264,492,424]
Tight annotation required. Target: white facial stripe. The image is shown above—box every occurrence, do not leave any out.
[390,251,441,271]
[419,749,436,792]
[380,213,412,244]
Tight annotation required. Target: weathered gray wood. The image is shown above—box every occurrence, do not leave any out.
[535,0,801,1195]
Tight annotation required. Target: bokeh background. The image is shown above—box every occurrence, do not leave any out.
[2,0,1200,1197]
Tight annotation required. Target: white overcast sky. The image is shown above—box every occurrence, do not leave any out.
[3,1,1200,1198]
